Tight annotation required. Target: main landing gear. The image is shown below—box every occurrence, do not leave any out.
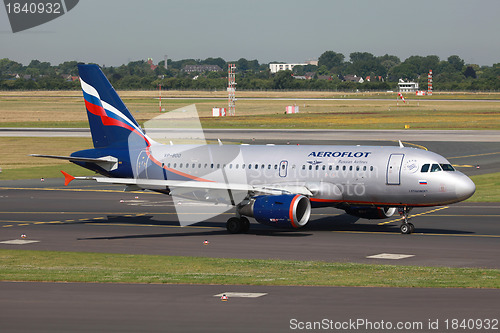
[226,216,250,234]
[398,207,415,234]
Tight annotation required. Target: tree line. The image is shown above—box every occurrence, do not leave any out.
[0,52,499,91]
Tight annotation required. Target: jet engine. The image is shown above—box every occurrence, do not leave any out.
[344,206,397,219]
[239,194,311,228]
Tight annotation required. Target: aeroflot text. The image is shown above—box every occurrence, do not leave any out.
[308,151,372,158]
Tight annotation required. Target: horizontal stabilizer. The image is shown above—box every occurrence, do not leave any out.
[30,154,118,171]
[60,170,76,186]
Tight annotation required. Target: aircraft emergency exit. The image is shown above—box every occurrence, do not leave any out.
[32,64,476,234]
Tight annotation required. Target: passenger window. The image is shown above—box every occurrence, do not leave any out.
[315,165,319,170]
[248,164,252,169]
[356,166,359,171]
[370,166,373,171]
[430,164,442,172]
[309,165,312,170]
[180,163,183,168]
[342,166,346,171]
[302,165,305,170]
[255,164,258,169]
[363,166,366,171]
[210,163,214,169]
[242,164,245,169]
[274,165,278,170]
[421,164,430,172]
[322,165,326,170]
[217,164,220,168]
[268,164,271,169]
[349,166,353,171]
[440,164,455,171]
[336,166,339,171]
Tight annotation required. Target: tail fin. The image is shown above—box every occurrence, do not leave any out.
[78,64,149,149]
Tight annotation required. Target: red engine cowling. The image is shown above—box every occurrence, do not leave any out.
[238,194,311,228]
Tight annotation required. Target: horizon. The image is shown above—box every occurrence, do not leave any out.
[1,0,499,67]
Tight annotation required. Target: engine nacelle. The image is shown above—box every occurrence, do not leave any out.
[344,206,397,219]
[239,194,311,229]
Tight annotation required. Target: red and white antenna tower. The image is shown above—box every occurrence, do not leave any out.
[428,69,433,95]
[228,63,236,116]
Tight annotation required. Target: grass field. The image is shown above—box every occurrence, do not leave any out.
[1,249,499,288]
[1,91,500,130]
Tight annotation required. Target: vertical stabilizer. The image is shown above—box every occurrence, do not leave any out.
[78,64,148,149]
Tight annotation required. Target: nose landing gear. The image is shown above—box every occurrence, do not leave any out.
[398,207,415,234]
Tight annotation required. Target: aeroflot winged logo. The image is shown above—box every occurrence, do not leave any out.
[3,0,79,33]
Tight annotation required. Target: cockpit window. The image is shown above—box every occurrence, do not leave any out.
[421,164,430,172]
[440,164,455,171]
[430,164,442,172]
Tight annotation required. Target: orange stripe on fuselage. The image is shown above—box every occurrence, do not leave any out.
[310,197,449,207]
[145,146,215,183]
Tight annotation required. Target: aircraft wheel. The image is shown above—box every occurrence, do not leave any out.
[400,223,412,234]
[408,222,415,234]
[240,217,250,233]
[226,217,243,234]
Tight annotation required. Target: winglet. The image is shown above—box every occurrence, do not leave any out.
[399,140,405,148]
[61,170,75,186]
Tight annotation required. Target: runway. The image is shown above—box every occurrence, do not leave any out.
[1,183,499,268]
[1,281,499,333]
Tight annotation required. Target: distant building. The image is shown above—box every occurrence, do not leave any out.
[344,75,364,83]
[269,63,306,73]
[183,65,222,72]
[398,79,419,92]
[147,58,157,71]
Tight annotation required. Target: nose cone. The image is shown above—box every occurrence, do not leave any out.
[455,175,476,201]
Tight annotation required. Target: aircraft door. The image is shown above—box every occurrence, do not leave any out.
[386,154,404,185]
[279,160,288,178]
[136,150,149,178]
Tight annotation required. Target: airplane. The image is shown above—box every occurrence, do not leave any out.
[32,64,476,234]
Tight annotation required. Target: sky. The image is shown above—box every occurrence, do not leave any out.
[1,0,499,67]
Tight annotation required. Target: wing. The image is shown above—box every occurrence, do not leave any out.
[61,171,313,197]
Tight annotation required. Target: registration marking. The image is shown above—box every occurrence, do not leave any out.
[367,253,415,260]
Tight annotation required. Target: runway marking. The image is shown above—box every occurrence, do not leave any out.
[0,186,144,194]
[214,292,267,298]
[377,206,449,226]
[447,151,500,159]
[85,223,222,229]
[394,141,428,151]
[332,230,500,238]
[0,239,40,245]
[367,253,415,260]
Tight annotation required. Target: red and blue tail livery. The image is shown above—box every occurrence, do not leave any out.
[78,64,149,149]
